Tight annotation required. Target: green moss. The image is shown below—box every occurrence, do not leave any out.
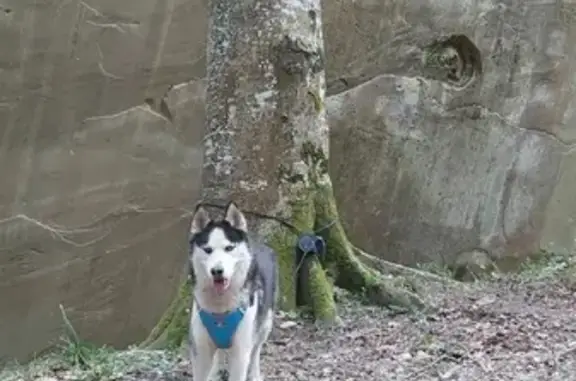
[307,90,324,113]
[307,258,337,323]
[313,180,426,311]
[267,192,315,311]
[164,288,191,350]
[313,181,375,290]
[269,227,298,310]
[270,141,339,320]
[140,278,191,350]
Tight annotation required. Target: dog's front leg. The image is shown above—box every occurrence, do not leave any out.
[191,343,216,381]
[247,310,273,381]
[190,318,216,381]
[228,345,252,381]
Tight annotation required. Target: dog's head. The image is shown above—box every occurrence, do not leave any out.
[188,202,251,295]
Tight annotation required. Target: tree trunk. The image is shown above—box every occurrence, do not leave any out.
[141,0,425,350]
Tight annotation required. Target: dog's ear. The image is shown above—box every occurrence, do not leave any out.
[224,201,248,232]
[190,205,211,235]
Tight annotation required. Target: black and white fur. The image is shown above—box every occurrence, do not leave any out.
[188,202,278,381]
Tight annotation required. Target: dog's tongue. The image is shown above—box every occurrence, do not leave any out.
[213,279,228,293]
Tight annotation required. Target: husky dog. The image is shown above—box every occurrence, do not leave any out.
[188,202,278,381]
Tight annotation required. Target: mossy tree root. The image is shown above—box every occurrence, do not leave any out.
[140,181,427,349]
[139,278,191,350]
[314,180,427,312]
[141,191,339,349]
[268,190,337,323]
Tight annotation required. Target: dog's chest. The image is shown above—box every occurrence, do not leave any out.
[195,293,258,349]
[198,308,245,349]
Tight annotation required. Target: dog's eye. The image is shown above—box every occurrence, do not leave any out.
[224,245,235,252]
[203,247,213,254]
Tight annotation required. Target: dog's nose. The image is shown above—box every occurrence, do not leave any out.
[210,267,224,277]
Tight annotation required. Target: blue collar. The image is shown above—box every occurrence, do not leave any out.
[198,307,246,349]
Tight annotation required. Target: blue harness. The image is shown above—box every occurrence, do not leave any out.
[198,307,246,349]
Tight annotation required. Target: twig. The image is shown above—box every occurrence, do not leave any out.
[59,304,80,346]
[353,246,460,285]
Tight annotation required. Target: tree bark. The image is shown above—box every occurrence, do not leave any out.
[142,0,425,350]
[201,0,339,321]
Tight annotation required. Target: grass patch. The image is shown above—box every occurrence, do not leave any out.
[515,251,572,282]
[0,305,181,381]
[415,261,452,279]
[1,348,179,381]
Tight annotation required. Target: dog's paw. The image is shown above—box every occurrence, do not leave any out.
[217,369,229,381]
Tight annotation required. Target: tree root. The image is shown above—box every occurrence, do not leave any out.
[139,278,190,350]
[306,256,338,323]
[354,247,460,285]
[268,193,338,324]
[140,179,433,349]
[314,179,428,312]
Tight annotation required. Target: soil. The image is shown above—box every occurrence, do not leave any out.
[6,273,576,381]
[261,277,576,381]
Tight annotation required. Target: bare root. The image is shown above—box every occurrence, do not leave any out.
[314,179,428,312]
[139,279,190,350]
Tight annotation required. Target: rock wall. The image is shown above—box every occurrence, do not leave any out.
[0,0,207,362]
[1,0,575,361]
[325,0,576,266]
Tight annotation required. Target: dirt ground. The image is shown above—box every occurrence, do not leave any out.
[3,265,576,381]
[262,276,576,381]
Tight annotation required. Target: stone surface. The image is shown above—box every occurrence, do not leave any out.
[324,0,576,267]
[0,0,207,362]
[0,79,206,361]
[1,0,576,362]
[327,74,565,266]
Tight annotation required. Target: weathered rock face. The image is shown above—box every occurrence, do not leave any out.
[325,0,576,267]
[0,0,207,361]
[1,0,575,361]
[327,75,564,266]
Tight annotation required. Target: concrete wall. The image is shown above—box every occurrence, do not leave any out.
[1,0,575,361]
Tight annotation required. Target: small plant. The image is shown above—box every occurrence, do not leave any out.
[0,305,181,381]
[516,250,571,281]
[58,304,110,369]
[416,261,452,278]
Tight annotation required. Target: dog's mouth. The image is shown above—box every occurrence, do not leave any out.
[212,277,229,293]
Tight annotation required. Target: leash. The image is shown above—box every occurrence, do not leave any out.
[198,202,302,235]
